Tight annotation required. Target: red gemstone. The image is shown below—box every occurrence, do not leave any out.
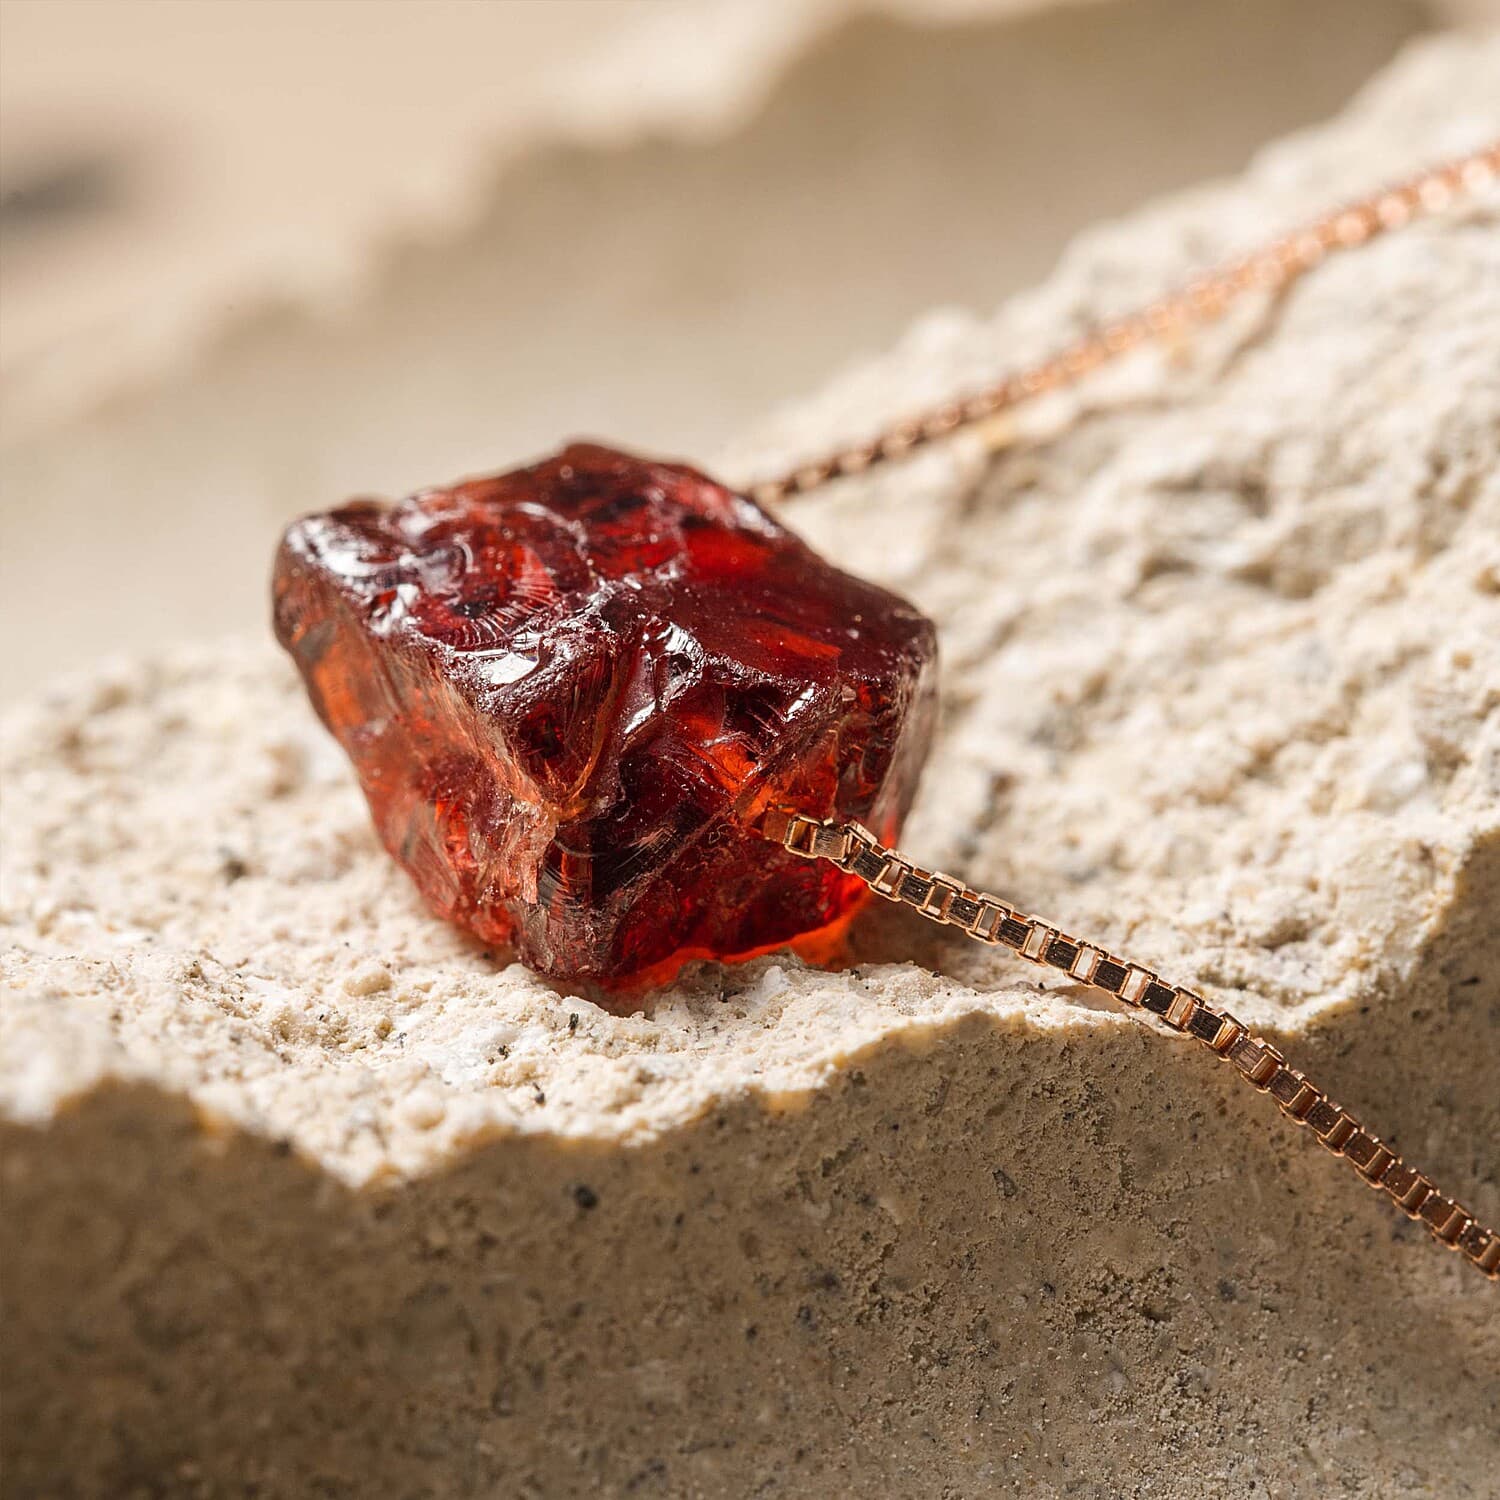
[273,443,936,991]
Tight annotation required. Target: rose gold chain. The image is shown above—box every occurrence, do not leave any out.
[751,145,1500,1280]
[750,141,1500,508]
[764,811,1499,1281]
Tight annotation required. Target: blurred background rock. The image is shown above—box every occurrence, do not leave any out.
[1,0,1495,699]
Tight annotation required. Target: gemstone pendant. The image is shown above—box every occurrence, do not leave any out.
[273,443,937,991]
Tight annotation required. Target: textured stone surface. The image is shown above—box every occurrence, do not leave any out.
[1,0,1440,702]
[274,443,935,989]
[3,34,1500,1499]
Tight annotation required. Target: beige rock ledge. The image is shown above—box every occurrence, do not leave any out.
[4,35,1500,1500]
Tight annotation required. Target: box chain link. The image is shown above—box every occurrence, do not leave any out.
[764,811,1498,1280]
[750,143,1500,1281]
[750,143,1500,507]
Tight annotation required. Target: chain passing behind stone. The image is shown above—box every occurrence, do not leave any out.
[756,141,1500,1282]
[749,142,1500,507]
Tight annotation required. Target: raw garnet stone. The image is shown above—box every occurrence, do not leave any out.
[273,443,937,991]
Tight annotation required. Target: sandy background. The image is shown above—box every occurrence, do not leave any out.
[3,0,1494,700]
[3,4,1499,1496]
[3,8,1499,1492]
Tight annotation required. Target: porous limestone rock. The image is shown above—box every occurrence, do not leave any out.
[3,35,1499,1500]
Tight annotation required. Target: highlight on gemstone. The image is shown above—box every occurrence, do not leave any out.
[273,443,937,991]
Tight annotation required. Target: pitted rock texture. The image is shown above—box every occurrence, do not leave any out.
[2,34,1499,1500]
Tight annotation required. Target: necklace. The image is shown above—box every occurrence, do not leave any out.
[274,142,1499,1281]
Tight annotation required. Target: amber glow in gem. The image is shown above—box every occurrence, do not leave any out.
[273,443,937,991]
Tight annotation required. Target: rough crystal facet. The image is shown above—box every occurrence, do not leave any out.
[273,443,936,991]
